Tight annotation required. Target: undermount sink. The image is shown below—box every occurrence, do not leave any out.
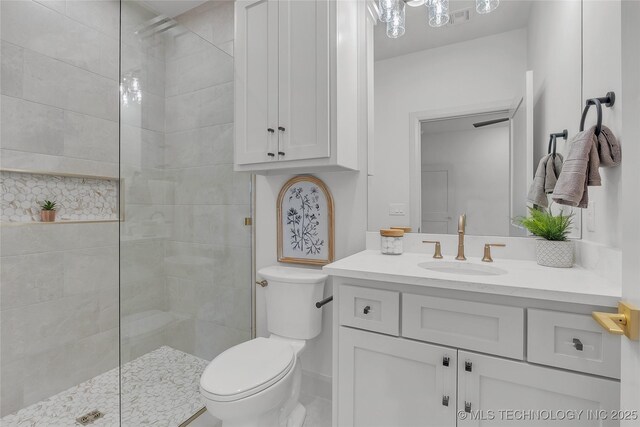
[418,261,507,276]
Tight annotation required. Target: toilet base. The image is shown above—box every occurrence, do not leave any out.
[286,403,306,427]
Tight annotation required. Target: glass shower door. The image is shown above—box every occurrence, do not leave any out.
[119,1,252,425]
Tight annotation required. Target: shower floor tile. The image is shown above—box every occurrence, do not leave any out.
[1,346,208,427]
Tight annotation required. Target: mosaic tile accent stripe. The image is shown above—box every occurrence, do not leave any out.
[0,346,209,427]
[0,171,118,222]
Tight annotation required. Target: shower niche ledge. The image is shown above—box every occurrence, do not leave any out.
[0,169,119,224]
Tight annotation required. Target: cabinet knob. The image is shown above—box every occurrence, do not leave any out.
[278,151,286,156]
[363,305,371,315]
[442,395,449,407]
[465,401,472,413]
[442,356,450,367]
[572,338,584,351]
[267,128,275,133]
[267,152,275,157]
[278,126,286,132]
[465,361,472,372]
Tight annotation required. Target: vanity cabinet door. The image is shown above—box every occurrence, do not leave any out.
[235,0,279,165]
[277,0,330,162]
[457,351,620,426]
[338,327,457,427]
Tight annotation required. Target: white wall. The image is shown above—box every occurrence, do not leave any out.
[421,125,511,236]
[369,29,527,231]
[580,0,622,248]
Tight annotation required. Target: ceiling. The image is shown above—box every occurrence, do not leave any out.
[140,0,208,18]
[421,112,510,136]
[375,0,533,61]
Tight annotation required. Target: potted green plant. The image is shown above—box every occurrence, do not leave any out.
[518,206,574,268]
[40,200,57,222]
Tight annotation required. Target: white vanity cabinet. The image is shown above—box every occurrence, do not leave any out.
[457,351,620,427]
[333,280,622,427]
[234,0,361,173]
[338,327,457,427]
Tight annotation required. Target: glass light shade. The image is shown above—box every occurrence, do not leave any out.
[386,2,406,38]
[428,0,449,27]
[476,0,499,14]
[379,0,398,23]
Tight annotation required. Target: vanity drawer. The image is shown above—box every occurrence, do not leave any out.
[339,285,400,335]
[402,294,524,359]
[528,309,621,379]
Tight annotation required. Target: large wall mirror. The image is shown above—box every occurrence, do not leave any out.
[367,0,583,237]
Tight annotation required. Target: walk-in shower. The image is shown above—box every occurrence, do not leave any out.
[0,1,252,425]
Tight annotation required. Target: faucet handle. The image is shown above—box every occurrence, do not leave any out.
[423,240,443,259]
[482,243,506,263]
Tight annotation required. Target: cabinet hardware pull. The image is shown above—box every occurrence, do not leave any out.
[267,152,275,157]
[572,338,584,351]
[465,402,472,413]
[465,361,472,372]
[363,305,371,315]
[278,126,286,131]
[267,128,275,133]
[278,151,286,156]
[442,356,450,367]
[442,395,449,407]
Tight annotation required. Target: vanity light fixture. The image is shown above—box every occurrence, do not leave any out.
[382,0,498,38]
[476,0,499,14]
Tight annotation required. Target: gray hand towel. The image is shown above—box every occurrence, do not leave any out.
[528,153,563,208]
[544,153,564,194]
[597,125,621,166]
[552,127,600,208]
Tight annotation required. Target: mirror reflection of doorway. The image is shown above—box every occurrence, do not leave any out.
[420,112,512,236]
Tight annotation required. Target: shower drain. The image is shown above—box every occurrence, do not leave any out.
[76,410,104,425]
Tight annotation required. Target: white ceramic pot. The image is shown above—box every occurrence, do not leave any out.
[535,239,574,268]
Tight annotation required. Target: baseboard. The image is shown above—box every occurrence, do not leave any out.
[301,370,332,401]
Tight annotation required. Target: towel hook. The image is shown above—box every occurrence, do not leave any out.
[580,91,615,136]
[547,129,568,158]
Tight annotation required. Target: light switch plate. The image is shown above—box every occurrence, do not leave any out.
[389,203,406,216]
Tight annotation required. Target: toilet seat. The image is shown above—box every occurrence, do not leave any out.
[200,337,295,402]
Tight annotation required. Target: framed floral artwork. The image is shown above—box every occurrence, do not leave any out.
[277,175,334,266]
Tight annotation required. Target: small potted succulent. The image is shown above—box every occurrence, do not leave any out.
[518,206,574,268]
[40,200,57,222]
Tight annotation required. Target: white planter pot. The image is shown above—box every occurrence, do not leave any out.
[535,239,574,268]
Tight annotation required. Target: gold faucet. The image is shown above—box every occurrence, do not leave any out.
[456,214,466,261]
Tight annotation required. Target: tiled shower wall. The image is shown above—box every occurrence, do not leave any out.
[162,1,252,361]
[0,0,120,416]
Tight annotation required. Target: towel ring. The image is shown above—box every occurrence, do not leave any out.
[547,129,568,158]
[580,92,615,136]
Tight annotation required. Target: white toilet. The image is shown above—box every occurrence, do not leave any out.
[200,266,328,427]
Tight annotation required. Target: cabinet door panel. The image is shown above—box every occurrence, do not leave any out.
[458,351,620,426]
[235,0,279,164]
[278,0,330,161]
[338,327,456,427]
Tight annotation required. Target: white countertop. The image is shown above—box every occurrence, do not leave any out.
[323,250,621,307]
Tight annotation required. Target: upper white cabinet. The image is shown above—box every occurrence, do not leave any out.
[235,0,361,173]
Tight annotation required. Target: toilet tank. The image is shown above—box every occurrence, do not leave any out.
[258,266,328,340]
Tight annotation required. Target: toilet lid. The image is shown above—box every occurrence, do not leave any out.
[200,337,295,402]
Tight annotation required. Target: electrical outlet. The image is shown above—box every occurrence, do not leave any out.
[587,201,596,232]
[389,203,406,216]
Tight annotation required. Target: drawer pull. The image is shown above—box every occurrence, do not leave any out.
[267,128,275,133]
[442,356,450,367]
[442,395,449,407]
[465,402,472,413]
[465,361,472,372]
[572,338,584,351]
[278,126,286,132]
[267,152,275,157]
[363,305,371,315]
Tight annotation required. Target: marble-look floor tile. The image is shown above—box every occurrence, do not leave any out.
[1,346,209,427]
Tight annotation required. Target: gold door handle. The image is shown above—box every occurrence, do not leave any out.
[592,301,639,340]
